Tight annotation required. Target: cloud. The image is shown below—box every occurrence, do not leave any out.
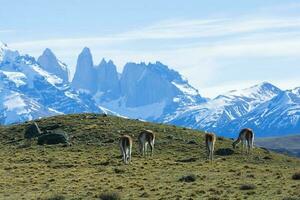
[8,13,300,97]
[199,80,262,98]
[259,2,300,13]
[119,17,300,40]
[276,78,300,91]
[0,29,15,34]
[10,16,300,68]
[10,15,300,49]
[200,78,300,98]
[190,36,300,59]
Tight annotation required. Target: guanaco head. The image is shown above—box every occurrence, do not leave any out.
[232,141,237,149]
[232,142,237,149]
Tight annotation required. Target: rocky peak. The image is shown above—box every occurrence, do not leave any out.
[37,48,69,82]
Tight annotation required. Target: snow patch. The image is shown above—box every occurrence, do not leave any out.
[64,91,80,101]
[102,98,166,120]
[48,108,64,114]
[1,70,27,87]
[4,92,27,112]
[31,65,63,86]
[172,81,198,96]
[0,43,19,62]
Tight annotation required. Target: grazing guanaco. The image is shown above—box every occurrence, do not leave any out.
[232,128,254,154]
[138,130,155,156]
[119,135,133,164]
[205,132,216,161]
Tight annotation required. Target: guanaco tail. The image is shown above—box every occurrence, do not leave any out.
[232,128,254,154]
[205,132,216,161]
[119,135,133,164]
[138,130,155,156]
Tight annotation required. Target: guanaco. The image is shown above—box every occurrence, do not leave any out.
[205,132,216,161]
[138,130,155,156]
[232,128,254,154]
[119,135,133,164]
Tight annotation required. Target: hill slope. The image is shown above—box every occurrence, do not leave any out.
[0,114,299,200]
[256,134,300,157]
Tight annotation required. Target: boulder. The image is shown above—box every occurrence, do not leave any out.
[41,124,60,132]
[24,122,42,139]
[37,130,70,145]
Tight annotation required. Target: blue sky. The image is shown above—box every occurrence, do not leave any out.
[1,0,300,97]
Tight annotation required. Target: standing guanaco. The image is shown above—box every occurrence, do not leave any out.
[138,130,155,156]
[205,132,216,161]
[119,135,133,164]
[232,128,254,154]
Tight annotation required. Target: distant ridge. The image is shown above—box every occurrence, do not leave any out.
[256,134,300,157]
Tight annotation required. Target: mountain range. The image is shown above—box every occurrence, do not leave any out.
[0,42,299,137]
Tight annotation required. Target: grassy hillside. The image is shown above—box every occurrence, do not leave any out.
[256,134,300,158]
[0,114,299,200]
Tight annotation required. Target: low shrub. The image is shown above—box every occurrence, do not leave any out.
[215,148,234,156]
[263,156,272,160]
[187,140,197,145]
[240,184,256,190]
[282,197,299,200]
[114,168,125,174]
[176,157,197,163]
[99,192,121,200]
[43,194,65,200]
[179,174,197,182]
[292,172,300,180]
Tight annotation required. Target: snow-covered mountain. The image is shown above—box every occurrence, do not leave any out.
[72,47,97,93]
[37,48,69,82]
[101,61,206,121]
[71,49,206,121]
[0,88,57,125]
[223,88,300,137]
[1,43,299,137]
[95,59,120,102]
[169,82,300,137]
[0,43,103,124]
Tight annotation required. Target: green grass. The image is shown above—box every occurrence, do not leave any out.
[0,113,299,199]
